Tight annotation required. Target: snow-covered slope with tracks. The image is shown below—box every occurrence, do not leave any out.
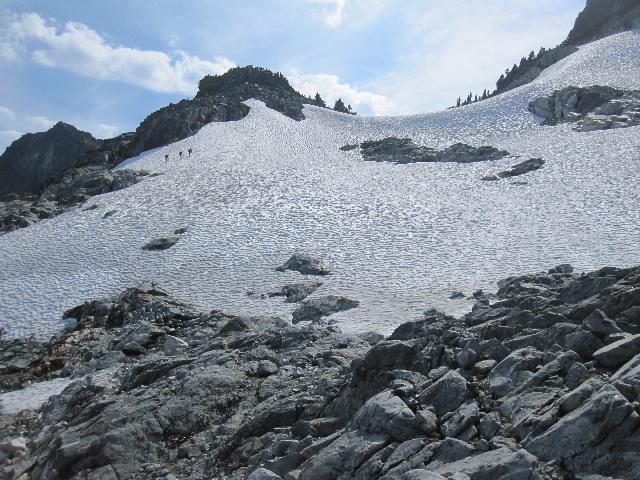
[1,32,640,338]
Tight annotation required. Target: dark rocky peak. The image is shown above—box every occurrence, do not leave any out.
[197,65,298,99]
[565,0,640,46]
[0,122,99,197]
[197,65,309,121]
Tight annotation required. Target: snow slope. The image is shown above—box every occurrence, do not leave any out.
[1,32,640,339]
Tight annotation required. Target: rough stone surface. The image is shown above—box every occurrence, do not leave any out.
[529,86,640,131]
[0,122,99,197]
[0,166,148,235]
[3,263,640,479]
[291,296,359,323]
[355,138,508,165]
[276,254,331,276]
[593,334,640,368]
[142,236,180,251]
[482,158,545,182]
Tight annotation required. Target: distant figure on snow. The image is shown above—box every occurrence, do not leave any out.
[164,154,169,162]
[179,151,183,158]
[188,147,192,156]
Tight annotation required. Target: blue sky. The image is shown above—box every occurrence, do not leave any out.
[0,0,585,153]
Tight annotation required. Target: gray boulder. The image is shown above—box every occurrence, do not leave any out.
[276,254,331,276]
[487,348,544,397]
[418,371,468,416]
[525,383,640,473]
[583,309,622,338]
[482,158,545,182]
[431,448,537,480]
[291,296,359,323]
[440,401,481,439]
[350,390,420,442]
[565,330,604,360]
[248,468,283,480]
[401,471,447,480]
[267,282,323,303]
[142,237,180,251]
[593,334,640,368]
[610,353,640,401]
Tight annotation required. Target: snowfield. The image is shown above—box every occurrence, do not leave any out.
[1,32,640,339]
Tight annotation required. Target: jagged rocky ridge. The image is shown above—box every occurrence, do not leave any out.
[342,138,509,165]
[529,85,640,131]
[2,262,640,479]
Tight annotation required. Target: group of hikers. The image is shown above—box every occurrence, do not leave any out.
[165,147,192,161]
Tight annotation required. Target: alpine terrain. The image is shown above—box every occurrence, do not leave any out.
[1,1,640,479]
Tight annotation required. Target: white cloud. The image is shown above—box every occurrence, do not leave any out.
[287,68,394,115]
[94,123,121,139]
[308,0,389,28]
[0,12,235,94]
[0,105,15,121]
[27,115,55,130]
[0,129,22,140]
[308,0,347,28]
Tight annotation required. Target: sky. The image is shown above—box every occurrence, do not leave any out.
[0,0,585,153]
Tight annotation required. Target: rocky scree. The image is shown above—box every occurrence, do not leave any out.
[3,264,640,479]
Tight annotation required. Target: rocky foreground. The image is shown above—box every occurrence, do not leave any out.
[1,262,640,479]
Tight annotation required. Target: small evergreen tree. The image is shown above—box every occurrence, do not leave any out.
[456,97,461,107]
[314,92,326,108]
[528,50,535,61]
[333,98,350,113]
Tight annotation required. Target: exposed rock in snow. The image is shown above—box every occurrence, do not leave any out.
[291,295,360,323]
[354,137,509,165]
[276,254,331,276]
[482,158,545,181]
[529,85,640,131]
[249,282,323,303]
[0,166,148,235]
[142,236,180,251]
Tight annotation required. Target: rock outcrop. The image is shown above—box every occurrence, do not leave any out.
[348,138,509,165]
[0,166,148,235]
[482,158,545,182]
[276,254,331,276]
[529,86,640,131]
[3,263,640,479]
[0,122,99,197]
[196,66,313,122]
[565,0,640,47]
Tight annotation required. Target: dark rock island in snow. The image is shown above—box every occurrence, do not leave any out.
[347,137,509,165]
